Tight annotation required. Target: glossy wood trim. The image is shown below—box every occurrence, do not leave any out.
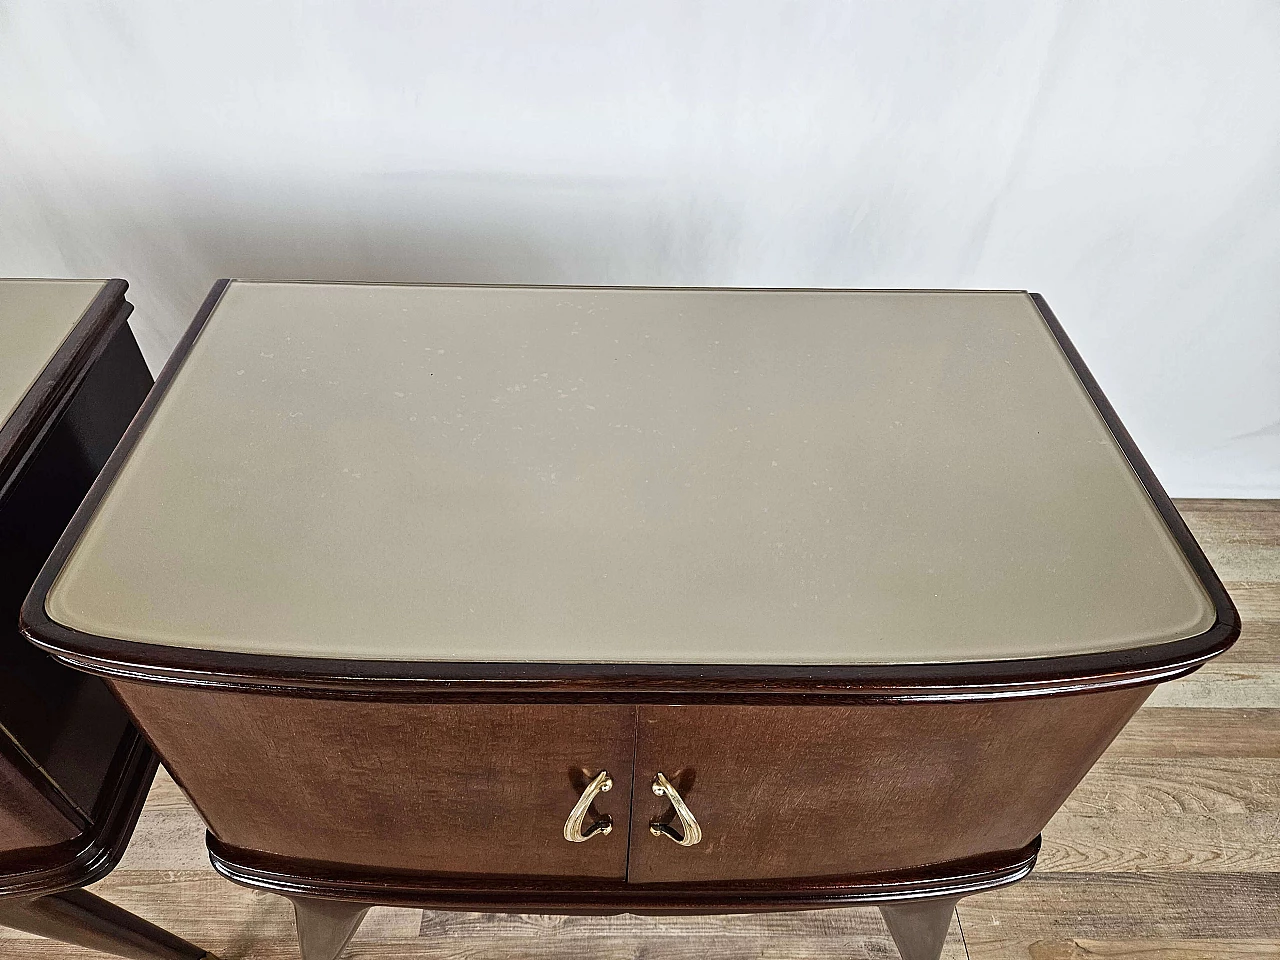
[21,284,1238,700]
[0,280,131,505]
[208,832,1039,915]
[0,720,89,839]
[0,730,157,898]
[1029,292,1239,683]
[1,282,160,898]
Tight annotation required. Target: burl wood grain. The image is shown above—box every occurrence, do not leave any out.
[628,688,1150,883]
[107,685,636,880]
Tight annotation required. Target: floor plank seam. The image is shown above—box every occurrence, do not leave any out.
[954,903,972,960]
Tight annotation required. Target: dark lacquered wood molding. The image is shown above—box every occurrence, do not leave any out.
[21,284,1238,702]
[207,832,1038,914]
[0,724,89,834]
[0,280,132,507]
[0,729,156,899]
[0,276,160,899]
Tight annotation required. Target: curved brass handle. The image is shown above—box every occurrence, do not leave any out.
[649,771,702,846]
[563,770,614,843]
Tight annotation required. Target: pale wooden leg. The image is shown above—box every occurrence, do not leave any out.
[288,896,370,960]
[0,888,214,960]
[879,896,961,960]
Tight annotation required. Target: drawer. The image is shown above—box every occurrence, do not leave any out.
[627,690,1148,883]
[111,682,636,879]
[112,681,1148,886]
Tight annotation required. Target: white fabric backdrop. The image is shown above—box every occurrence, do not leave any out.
[2,2,1277,495]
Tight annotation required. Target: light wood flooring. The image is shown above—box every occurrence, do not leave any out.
[4,499,1277,959]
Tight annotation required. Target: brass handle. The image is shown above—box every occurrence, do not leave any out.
[649,771,702,846]
[563,770,614,843]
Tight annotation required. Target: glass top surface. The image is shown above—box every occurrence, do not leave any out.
[0,280,106,428]
[47,283,1215,665]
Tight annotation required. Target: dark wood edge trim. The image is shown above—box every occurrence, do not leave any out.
[1028,293,1240,668]
[21,283,1238,700]
[0,730,157,899]
[0,277,148,894]
[2,653,1187,704]
[0,723,90,831]
[207,833,1038,912]
[0,280,132,506]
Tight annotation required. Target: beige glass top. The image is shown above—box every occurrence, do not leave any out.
[0,280,106,427]
[46,283,1214,665]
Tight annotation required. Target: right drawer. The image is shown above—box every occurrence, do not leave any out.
[626,689,1150,884]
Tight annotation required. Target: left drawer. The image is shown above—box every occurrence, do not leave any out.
[110,682,638,879]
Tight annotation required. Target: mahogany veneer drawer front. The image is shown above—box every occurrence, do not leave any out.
[627,696,1148,883]
[23,283,1237,960]
[111,690,639,880]
[110,683,1147,889]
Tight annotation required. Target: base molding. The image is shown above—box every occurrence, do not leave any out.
[0,732,156,899]
[208,833,1038,915]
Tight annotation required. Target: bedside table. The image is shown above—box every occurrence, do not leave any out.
[24,282,1237,960]
[0,279,217,959]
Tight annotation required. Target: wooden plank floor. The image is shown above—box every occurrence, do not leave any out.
[3,499,1276,959]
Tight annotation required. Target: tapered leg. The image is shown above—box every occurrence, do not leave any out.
[879,896,961,960]
[0,888,214,960]
[289,896,370,960]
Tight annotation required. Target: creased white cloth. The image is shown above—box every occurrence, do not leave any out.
[1,1,1277,495]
